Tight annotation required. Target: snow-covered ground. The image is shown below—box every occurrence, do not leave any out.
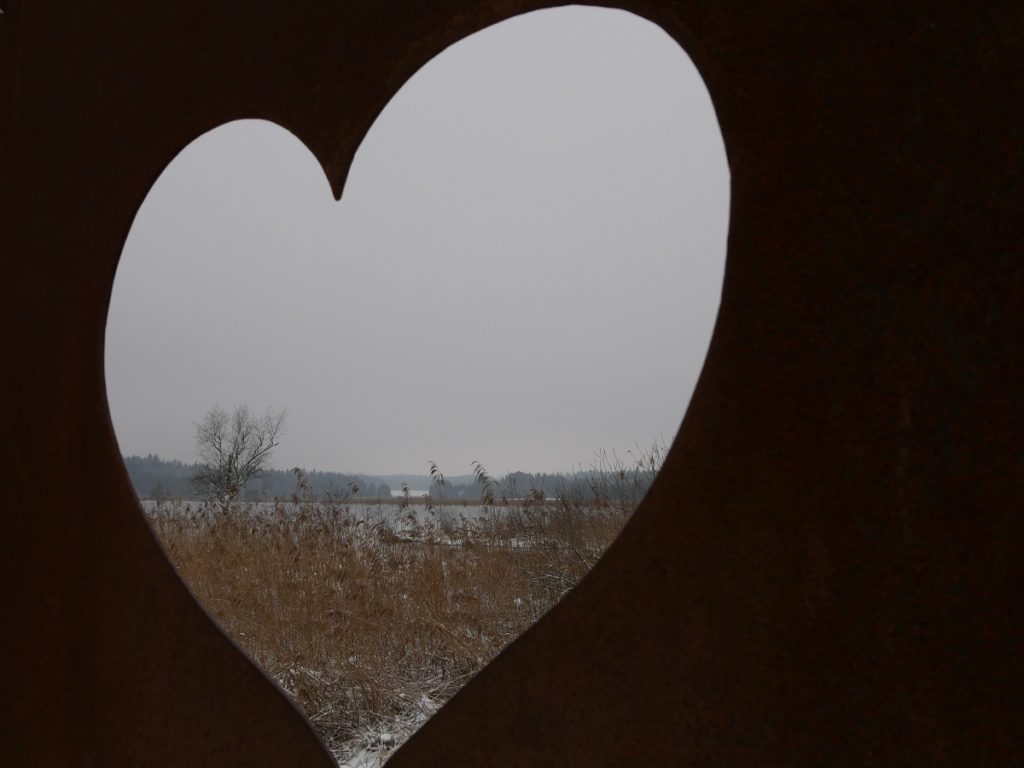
[319,692,440,767]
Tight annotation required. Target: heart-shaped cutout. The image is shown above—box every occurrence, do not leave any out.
[106,7,728,763]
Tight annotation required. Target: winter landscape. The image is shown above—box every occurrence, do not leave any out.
[106,8,728,764]
[142,447,660,765]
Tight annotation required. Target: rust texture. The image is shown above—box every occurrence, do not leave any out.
[2,1,1023,765]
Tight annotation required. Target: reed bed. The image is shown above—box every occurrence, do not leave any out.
[148,494,632,764]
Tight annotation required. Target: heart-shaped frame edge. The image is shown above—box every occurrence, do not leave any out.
[4,1,1022,765]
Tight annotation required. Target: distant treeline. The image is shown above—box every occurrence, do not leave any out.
[123,453,661,504]
[126,454,393,501]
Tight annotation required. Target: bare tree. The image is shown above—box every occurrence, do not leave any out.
[192,404,286,513]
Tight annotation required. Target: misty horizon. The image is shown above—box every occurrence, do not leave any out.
[121,441,671,480]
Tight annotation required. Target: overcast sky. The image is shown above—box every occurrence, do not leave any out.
[105,7,729,476]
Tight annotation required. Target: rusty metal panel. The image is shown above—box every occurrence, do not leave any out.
[2,1,1022,764]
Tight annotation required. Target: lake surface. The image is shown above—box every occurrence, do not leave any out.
[140,498,500,525]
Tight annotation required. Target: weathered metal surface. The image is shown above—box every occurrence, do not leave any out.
[2,1,1022,765]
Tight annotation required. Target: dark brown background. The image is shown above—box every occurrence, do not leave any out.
[2,1,1022,765]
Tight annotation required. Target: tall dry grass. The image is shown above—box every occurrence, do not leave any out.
[147,446,662,763]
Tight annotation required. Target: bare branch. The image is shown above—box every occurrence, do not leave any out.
[192,403,286,514]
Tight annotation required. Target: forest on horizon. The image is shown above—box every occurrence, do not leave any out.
[123,453,660,504]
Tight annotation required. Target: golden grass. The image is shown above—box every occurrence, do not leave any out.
[148,497,630,761]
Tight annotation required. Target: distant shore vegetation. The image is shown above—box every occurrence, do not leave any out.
[123,445,666,507]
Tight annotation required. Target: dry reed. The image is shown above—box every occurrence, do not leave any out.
[148,497,628,762]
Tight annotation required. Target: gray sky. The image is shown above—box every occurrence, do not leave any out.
[105,7,729,475]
